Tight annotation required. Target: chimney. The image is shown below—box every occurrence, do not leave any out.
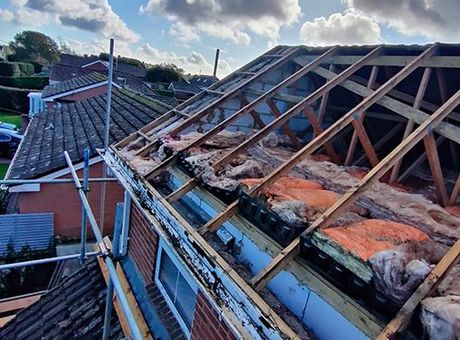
[213,48,220,77]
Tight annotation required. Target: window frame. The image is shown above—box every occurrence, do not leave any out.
[155,238,198,337]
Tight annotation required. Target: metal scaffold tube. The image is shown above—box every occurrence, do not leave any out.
[0,178,117,185]
[63,150,143,340]
[0,252,100,270]
[80,148,90,264]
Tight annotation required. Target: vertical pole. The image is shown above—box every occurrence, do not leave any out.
[80,148,90,265]
[102,203,123,340]
[100,38,114,234]
[120,190,131,256]
[213,48,220,78]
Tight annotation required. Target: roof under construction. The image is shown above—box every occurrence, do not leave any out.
[103,43,460,339]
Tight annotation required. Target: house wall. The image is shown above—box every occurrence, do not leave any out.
[16,161,123,239]
[127,203,237,339]
[58,84,108,102]
[84,62,108,71]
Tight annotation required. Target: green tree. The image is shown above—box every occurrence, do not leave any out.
[9,31,60,66]
[145,63,184,83]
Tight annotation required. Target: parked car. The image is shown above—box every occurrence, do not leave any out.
[0,129,23,158]
[0,122,18,131]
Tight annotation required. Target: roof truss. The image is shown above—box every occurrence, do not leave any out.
[114,43,460,339]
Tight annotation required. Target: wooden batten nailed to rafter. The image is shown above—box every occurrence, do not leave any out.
[168,46,383,210]
[143,46,339,180]
[198,44,436,234]
[252,90,460,338]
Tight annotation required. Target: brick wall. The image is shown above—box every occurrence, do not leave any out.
[128,205,158,285]
[58,84,108,102]
[17,161,123,239]
[191,291,236,340]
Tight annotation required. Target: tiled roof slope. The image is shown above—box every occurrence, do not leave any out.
[8,89,170,179]
[49,65,155,97]
[49,63,95,82]
[41,72,107,99]
[0,258,123,340]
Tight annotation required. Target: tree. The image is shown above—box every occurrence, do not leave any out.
[9,31,60,66]
[145,63,185,83]
[99,53,147,68]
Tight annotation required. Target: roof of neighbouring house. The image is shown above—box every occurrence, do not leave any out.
[169,80,201,94]
[0,258,123,339]
[59,53,98,67]
[49,65,155,97]
[7,88,170,179]
[41,72,108,99]
[189,74,219,89]
[49,63,96,82]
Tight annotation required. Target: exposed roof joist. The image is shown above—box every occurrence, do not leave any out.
[311,66,460,144]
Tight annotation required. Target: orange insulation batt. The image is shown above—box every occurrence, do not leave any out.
[323,219,430,261]
[240,177,338,209]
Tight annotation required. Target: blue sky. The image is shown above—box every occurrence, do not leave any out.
[0,0,457,76]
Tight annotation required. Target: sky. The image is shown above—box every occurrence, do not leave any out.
[0,0,458,77]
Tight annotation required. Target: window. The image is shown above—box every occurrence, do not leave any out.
[0,134,11,142]
[155,241,198,335]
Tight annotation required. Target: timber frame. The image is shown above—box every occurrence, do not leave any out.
[112,44,460,339]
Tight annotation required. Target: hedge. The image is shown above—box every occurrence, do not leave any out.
[0,76,49,90]
[0,85,31,113]
[0,62,34,77]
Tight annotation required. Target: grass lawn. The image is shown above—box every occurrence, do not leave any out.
[0,163,9,179]
[0,111,22,128]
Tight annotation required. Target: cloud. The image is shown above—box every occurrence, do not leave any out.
[0,9,14,22]
[139,0,301,45]
[169,22,200,45]
[138,43,232,76]
[1,0,139,43]
[343,0,460,42]
[299,10,382,46]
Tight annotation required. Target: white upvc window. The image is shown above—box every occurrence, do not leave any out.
[155,239,198,337]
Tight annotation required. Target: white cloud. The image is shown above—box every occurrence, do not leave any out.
[169,22,200,45]
[299,10,382,46]
[139,0,301,46]
[343,0,460,42]
[1,0,139,43]
[0,9,14,22]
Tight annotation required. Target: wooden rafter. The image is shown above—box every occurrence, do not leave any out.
[449,173,460,205]
[240,96,266,129]
[167,46,382,207]
[350,118,379,166]
[397,136,445,182]
[117,46,295,151]
[144,46,339,180]
[198,44,437,235]
[317,64,335,125]
[166,47,301,138]
[353,123,404,166]
[311,67,460,144]
[303,107,340,163]
[250,88,460,291]
[266,98,301,148]
[423,132,449,205]
[345,65,379,165]
[390,67,432,181]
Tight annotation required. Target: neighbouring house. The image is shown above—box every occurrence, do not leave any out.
[48,63,177,106]
[6,88,170,239]
[168,74,219,102]
[59,53,147,78]
[41,72,117,110]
